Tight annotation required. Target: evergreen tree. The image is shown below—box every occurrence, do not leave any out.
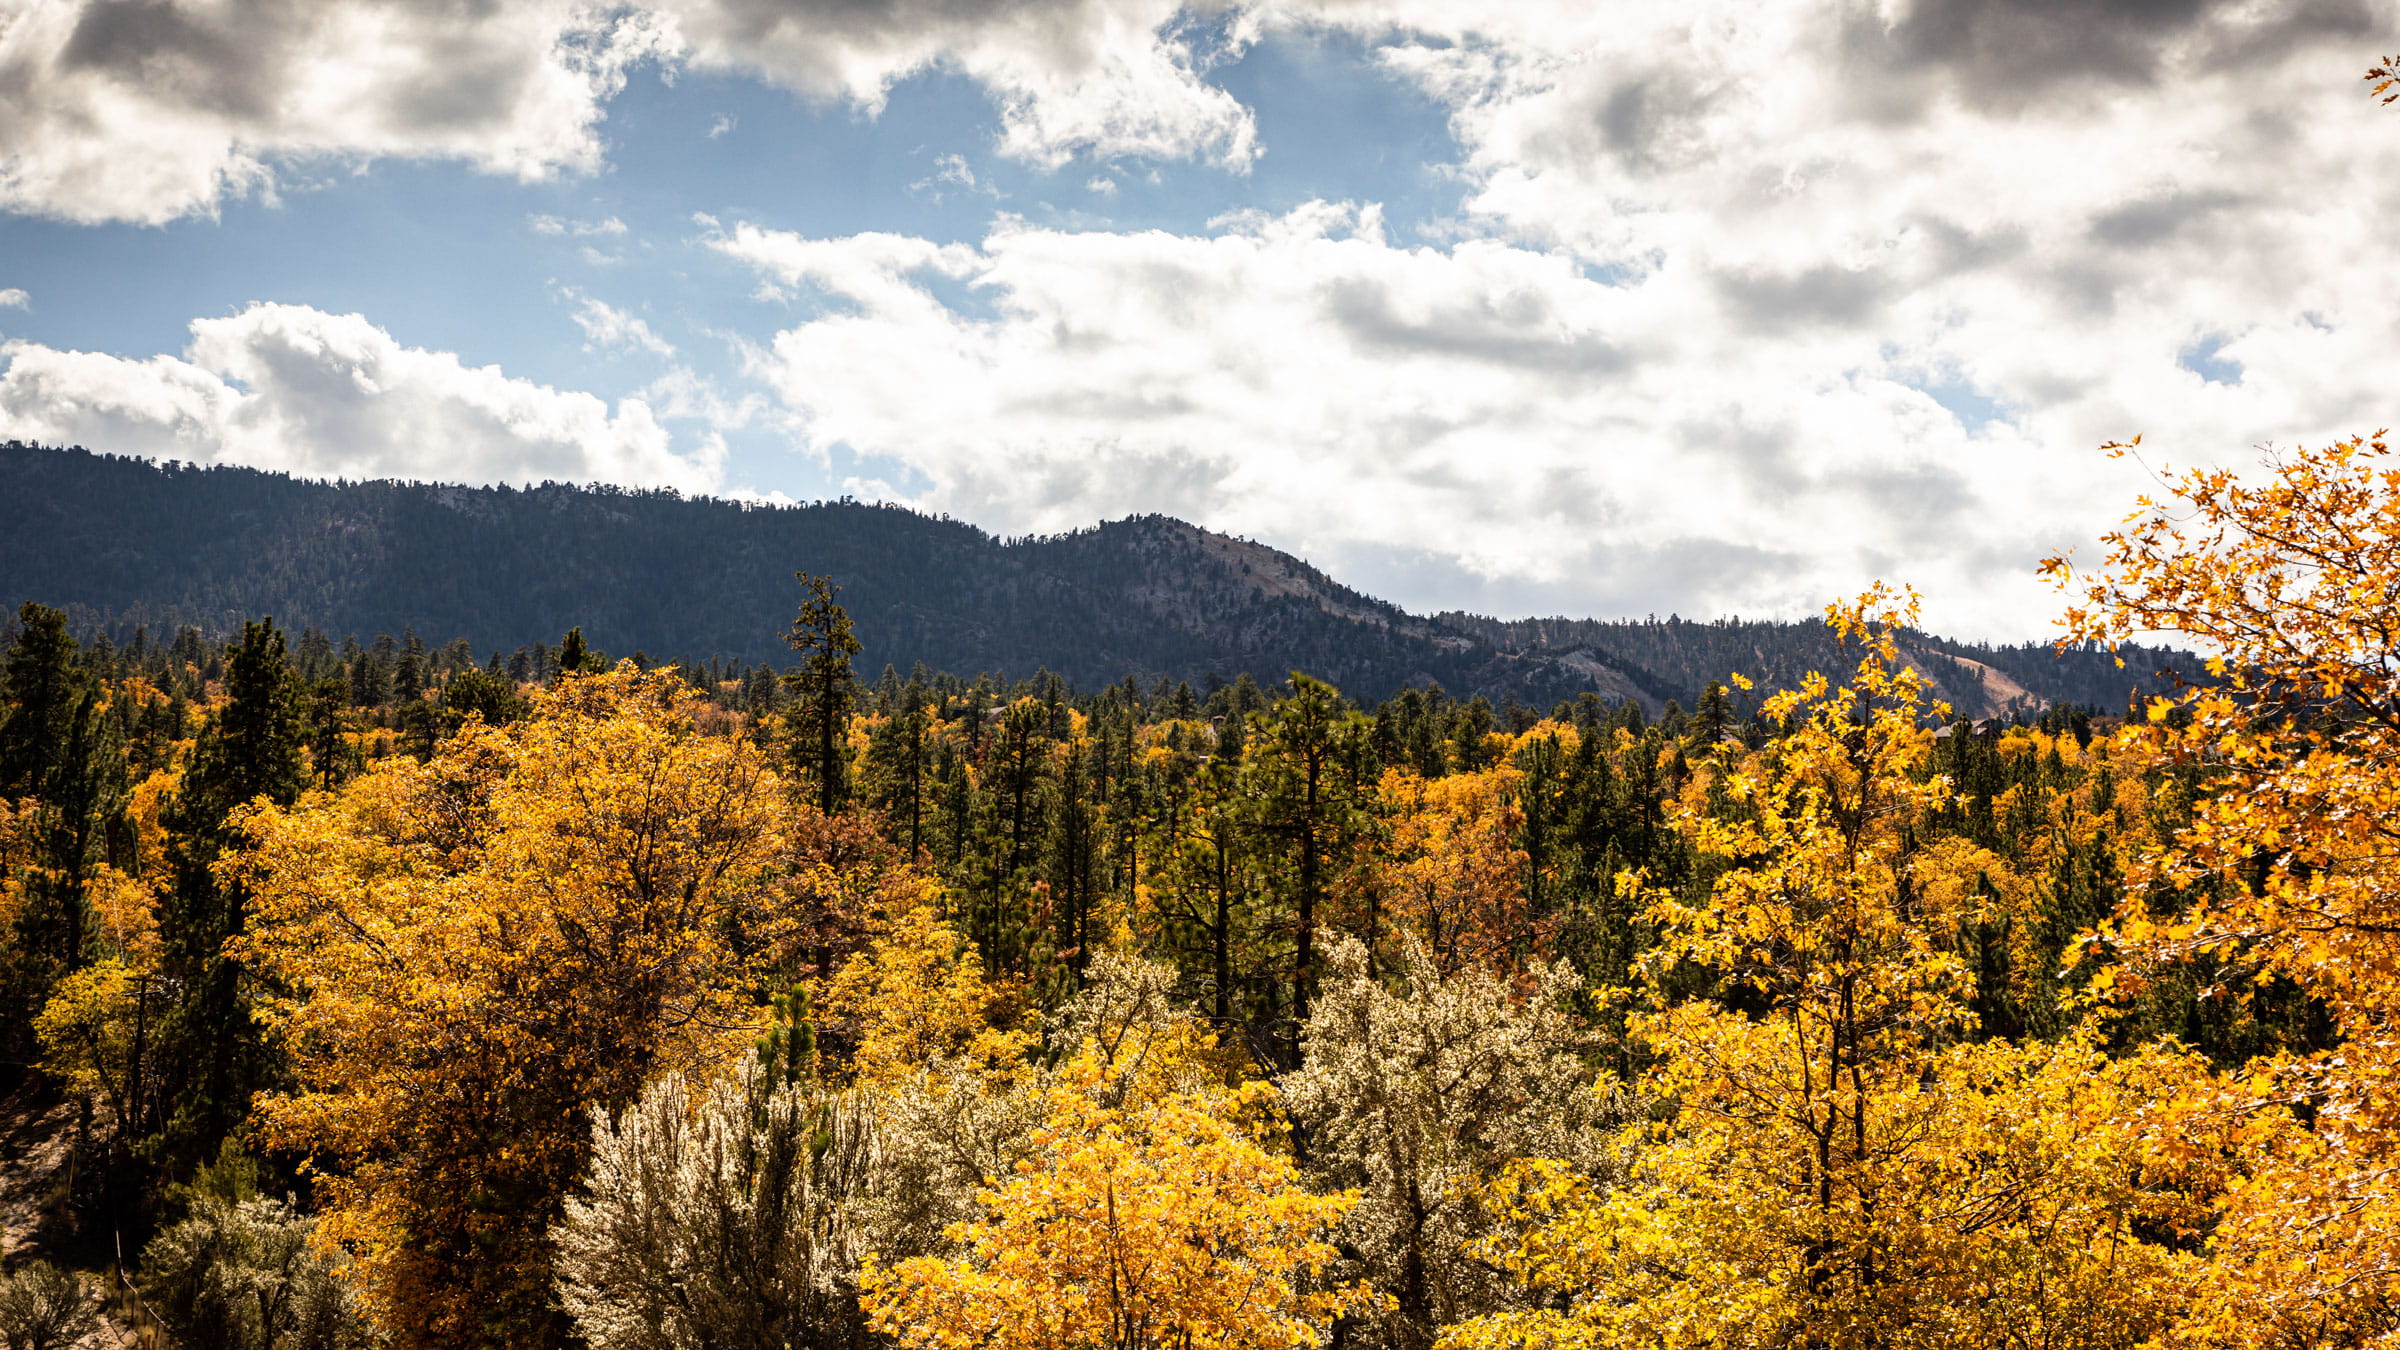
[1690,679,1734,747]
[153,619,307,1173]
[1247,674,1367,1046]
[393,628,425,701]
[555,627,600,679]
[304,681,355,789]
[0,602,85,798]
[1450,697,1498,772]
[441,667,525,729]
[0,605,127,1061]
[782,574,860,816]
[1040,750,1102,988]
[862,684,931,857]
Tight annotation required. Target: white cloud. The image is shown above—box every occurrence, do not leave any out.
[909,152,999,201]
[531,214,631,237]
[1257,1,2397,467]
[0,303,721,492]
[714,222,983,315]
[0,0,669,225]
[0,0,1259,224]
[639,366,765,429]
[1086,174,1119,195]
[0,289,26,309]
[1211,0,2393,629]
[653,0,1258,168]
[706,114,737,138]
[710,110,2400,639]
[563,289,677,358]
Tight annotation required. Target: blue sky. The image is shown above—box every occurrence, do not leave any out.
[2,1,2396,637]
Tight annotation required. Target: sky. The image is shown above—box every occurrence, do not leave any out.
[1,1,2395,640]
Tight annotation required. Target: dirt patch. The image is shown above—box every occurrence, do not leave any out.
[0,1077,154,1347]
[0,1074,78,1264]
[1185,527,1411,630]
[1937,653,2037,715]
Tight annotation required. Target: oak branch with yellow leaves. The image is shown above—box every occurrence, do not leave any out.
[2056,431,2400,1347]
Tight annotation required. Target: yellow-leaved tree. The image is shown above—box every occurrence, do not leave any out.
[861,1038,1371,1350]
[231,665,784,1350]
[812,892,1028,1089]
[1445,588,2211,1350]
[2053,432,2400,1346]
[1366,765,1538,975]
[33,866,163,1143]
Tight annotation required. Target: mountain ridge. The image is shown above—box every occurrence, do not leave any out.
[1,442,2186,715]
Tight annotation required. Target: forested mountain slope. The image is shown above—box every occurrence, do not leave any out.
[2,442,2185,712]
[1442,612,2192,720]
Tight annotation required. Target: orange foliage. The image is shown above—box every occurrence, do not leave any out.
[2054,433,2400,1346]
[232,665,785,1349]
[1369,766,1541,973]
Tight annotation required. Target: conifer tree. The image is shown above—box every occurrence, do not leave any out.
[863,684,932,856]
[554,626,599,679]
[0,602,85,798]
[1247,674,1366,1038]
[784,573,861,816]
[0,604,127,1060]
[153,619,306,1173]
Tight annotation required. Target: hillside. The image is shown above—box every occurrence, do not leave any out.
[1442,613,2194,721]
[1,442,2186,714]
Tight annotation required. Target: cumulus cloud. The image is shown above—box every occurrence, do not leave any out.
[0,289,26,309]
[562,289,677,357]
[0,0,1259,223]
[0,0,669,224]
[709,204,2119,633]
[0,303,721,491]
[654,0,1257,168]
[1177,0,2396,628]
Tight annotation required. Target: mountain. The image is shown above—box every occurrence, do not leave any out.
[1438,613,2182,724]
[0,442,2188,715]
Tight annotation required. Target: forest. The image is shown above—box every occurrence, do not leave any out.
[0,432,2395,1350]
[0,442,2189,716]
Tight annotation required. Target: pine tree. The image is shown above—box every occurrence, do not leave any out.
[1247,674,1366,1042]
[863,684,932,857]
[0,603,84,798]
[1691,679,1734,747]
[783,574,861,816]
[0,605,127,1061]
[153,619,306,1174]
[555,627,599,679]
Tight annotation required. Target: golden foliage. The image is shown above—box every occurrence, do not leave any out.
[862,1045,1372,1350]
[1370,766,1539,974]
[1444,589,2208,1350]
[2054,433,2400,1345]
[34,955,143,1137]
[86,865,160,970]
[124,768,178,881]
[0,797,32,938]
[231,664,785,1348]
[814,898,1029,1088]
